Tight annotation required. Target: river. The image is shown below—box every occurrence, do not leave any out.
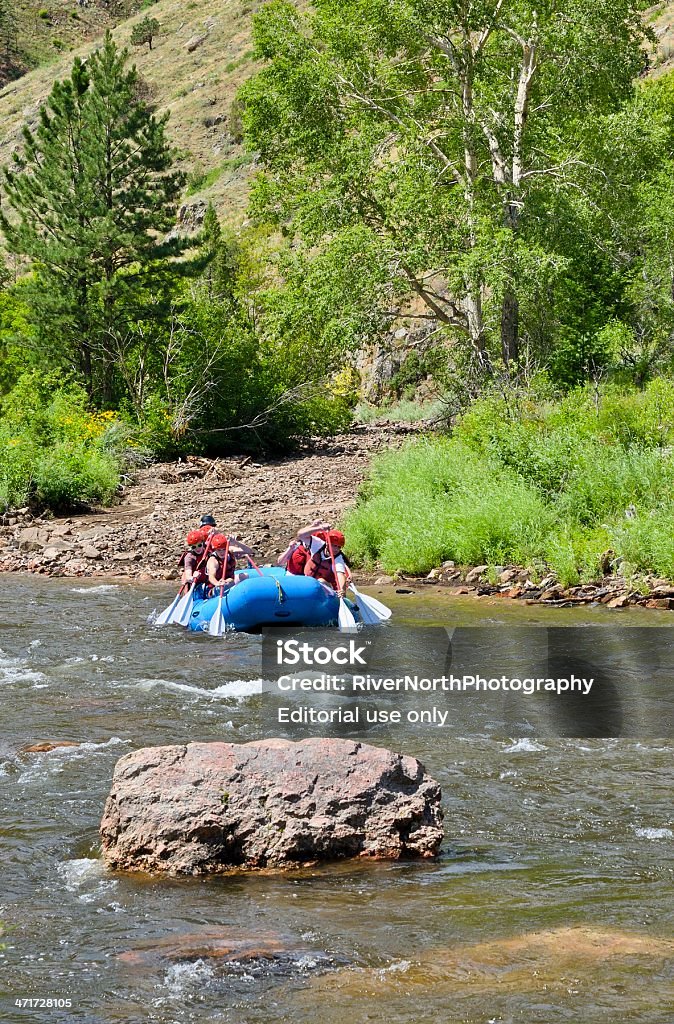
[1,575,672,1023]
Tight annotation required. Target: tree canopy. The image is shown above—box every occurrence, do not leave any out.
[1,32,185,405]
[242,0,650,368]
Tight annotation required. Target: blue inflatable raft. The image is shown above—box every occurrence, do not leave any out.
[188,566,342,632]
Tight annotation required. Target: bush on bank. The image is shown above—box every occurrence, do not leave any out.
[0,375,124,513]
[343,381,674,585]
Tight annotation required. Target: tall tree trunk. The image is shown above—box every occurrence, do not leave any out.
[501,285,519,366]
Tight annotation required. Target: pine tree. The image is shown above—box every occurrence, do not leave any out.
[200,202,239,303]
[0,32,186,404]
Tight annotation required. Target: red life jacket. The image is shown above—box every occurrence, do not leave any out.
[209,550,236,582]
[287,544,310,575]
[307,551,337,590]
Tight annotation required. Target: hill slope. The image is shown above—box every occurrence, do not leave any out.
[1,2,673,232]
[0,0,266,228]
[648,1,674,76]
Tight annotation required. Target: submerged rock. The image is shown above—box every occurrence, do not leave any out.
[118,929,289,965]
[304,926,674,1003]
[21,740,80,753]
[100,738,443,875]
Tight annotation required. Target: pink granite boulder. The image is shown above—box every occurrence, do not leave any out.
[100,738,443,874]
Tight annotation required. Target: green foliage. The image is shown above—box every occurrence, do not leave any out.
[354,398,445,424]
[0,33,187,407]
[242,0,648,367]
[344,436,553,574]
[186,163,224,196]
[130,16,159,52]
[0,375,123,512]
[344,382,674,583]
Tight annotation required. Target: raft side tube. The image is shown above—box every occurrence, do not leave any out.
[188,567,341,632]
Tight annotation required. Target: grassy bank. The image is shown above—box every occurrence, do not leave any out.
[344,381,674,586]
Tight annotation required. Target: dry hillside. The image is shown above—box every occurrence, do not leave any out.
[0,0,267,228]
[1,2,674,232]
[648,1,674,76]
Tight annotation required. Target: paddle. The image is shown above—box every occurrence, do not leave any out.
[245,553,265,577]
[208,537,230,637]
[324,533,357,631]
[155,583,188,626]
[169,533,215,626]
[348,580,392,623]
[171,579,198,626]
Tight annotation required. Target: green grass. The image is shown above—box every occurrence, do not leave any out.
[344,381,674,585]
[186,163,224,196]
[354,398,446,425]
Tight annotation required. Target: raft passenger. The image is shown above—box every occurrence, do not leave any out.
[179,527,210,587]
[206,533,257,593]
[304,529,350,596]
[278,520,331,576]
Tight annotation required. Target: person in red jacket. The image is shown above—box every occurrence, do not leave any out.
[304,529,349,595]
[278,520,331,576]
[205,533,256,593]
[179,527,210,586]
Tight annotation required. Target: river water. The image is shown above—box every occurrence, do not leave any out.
[1,575,672,1023]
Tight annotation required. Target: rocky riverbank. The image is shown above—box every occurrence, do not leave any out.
[1,420,673,609]
[0,425,413,581]
[385,563,674,611]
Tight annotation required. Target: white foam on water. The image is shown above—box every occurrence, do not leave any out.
[17,737,127,784]
[96,901,124,914]
[77,736,126,752]
[58,858,105,890]
[377,960,412,976]
[0,650,47,687]
[132,678,264,700]
[634,827,673,840]
[78,880,119,904]
[503,738,547,753]
[296,955,322,972]
[159,959,215,1000]
[70,585,120,594]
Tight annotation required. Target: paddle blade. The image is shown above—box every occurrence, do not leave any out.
[354,595,381,625]
[208,595,226,637]
[338,597,357,631]
[172,583,196,626]
[155,591,183,626]
[349,583,392,622]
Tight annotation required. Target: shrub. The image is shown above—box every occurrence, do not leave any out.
[344,437,554,574]
[344,382,674,583]
[0,374,124,513]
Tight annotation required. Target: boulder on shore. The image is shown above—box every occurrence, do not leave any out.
[99,738,443,874]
